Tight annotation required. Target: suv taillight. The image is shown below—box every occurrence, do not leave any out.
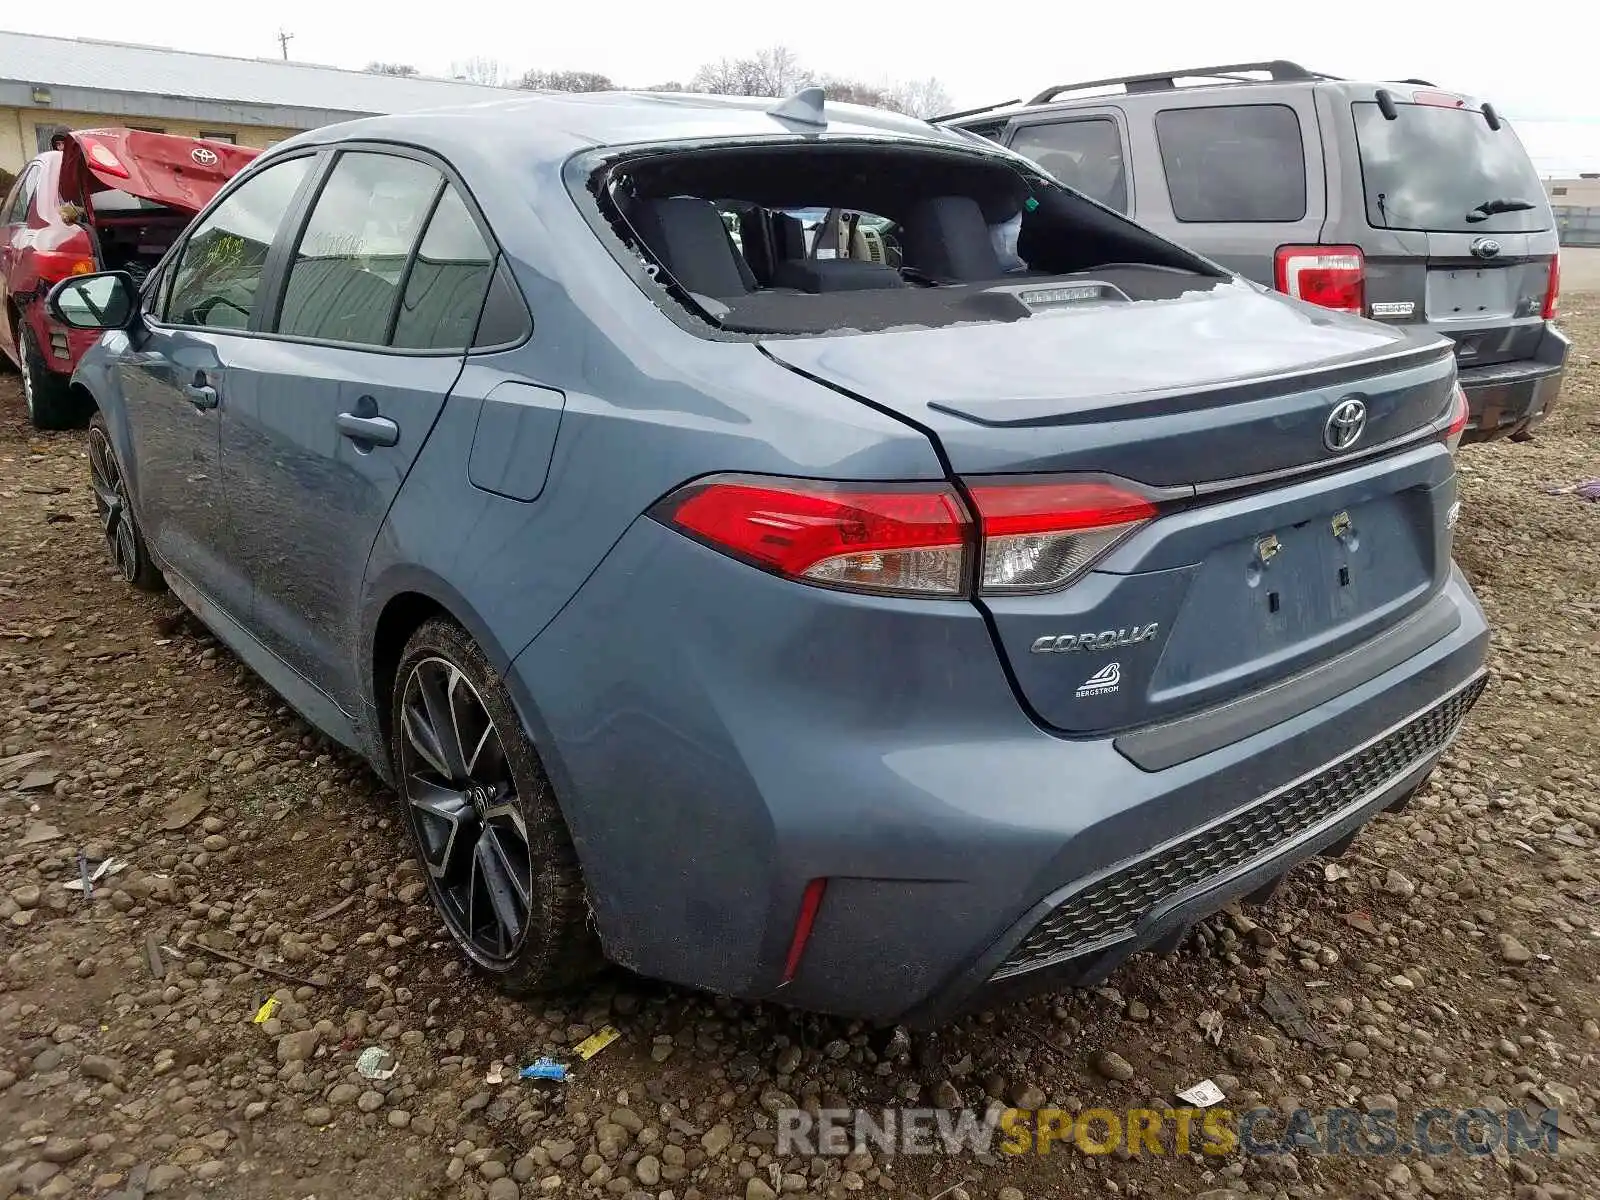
[1274,245,1366,315]
[1543,253,1560,321]
[1444,382,1470,453]
[653,474,1160,597]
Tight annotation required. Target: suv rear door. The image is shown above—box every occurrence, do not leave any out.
[1332,94,1556,370]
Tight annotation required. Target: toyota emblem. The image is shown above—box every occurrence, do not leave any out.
[191,146,219,166]
[1324,397,1368,452]
[1470,237,1502,260]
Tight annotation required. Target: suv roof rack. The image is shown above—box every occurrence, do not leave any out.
[930,98,1023,123]
[1026,60,1331,107]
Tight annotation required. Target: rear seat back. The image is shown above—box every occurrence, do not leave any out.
[631,197,756,297]
[901,195,1003,282]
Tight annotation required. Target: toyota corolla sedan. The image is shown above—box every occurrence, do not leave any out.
[51,89,1487,1023]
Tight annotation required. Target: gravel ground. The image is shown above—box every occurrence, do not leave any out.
[2,305,1598,1200]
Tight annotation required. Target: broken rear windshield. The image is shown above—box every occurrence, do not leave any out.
[582,140,1220,336]
[1352,102,1550,234]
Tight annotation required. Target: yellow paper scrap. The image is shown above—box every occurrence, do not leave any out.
[574,1025,620,1060]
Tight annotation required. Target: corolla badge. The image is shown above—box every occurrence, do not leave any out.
[191,146,219,166]
[1470,237,1502,259]
[1324,397,1368,452]
[1031,624,1159,654]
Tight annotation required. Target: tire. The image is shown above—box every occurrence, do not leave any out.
[18,320,81,430]
[391,618,600,994]
[87,412,165,592]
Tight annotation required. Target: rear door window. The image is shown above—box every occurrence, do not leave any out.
[1154,104,1307,222]
[1352,103,1550,233]
[276,151,444,347]
[5,165,39,224]
[390,185,496,350]
[1009,118,1129,212]
[165,156,313,329]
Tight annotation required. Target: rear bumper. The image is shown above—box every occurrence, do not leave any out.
[513,511,1491,1024]
[1459,323,1569,442]
[21,300,101,378]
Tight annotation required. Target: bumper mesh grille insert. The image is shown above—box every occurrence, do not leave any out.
[993,676,1486,981]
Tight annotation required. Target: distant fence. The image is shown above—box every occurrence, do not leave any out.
[1554,206,1600,248]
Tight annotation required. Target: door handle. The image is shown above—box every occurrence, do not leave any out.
[336,412,400,447]
[183,378,218,411]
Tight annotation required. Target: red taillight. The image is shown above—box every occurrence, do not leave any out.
[77,136,130,179]
[33,248,97,282]
[1543,253,1560,321]
[1274,245,1366,315]
[966,480,1157,593]
[781,878,827,983]
[1444,383,1470,452]
[656,474,1163,597]
[660,477,971,596]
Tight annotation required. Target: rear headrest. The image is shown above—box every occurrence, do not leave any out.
[631,197,755,297]
[901,195,1003,282]
[738,209,777,285]
[772,212,807,261]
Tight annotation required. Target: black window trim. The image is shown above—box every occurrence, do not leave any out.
[145,138,530,357]
[1003,109,1133,215]
[1153,101,1308,225]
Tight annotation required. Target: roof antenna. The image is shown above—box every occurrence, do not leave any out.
[767,86,827,128]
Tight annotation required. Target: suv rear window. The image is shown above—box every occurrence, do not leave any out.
[1352,102,1550,234]
[1154,105,1307,223]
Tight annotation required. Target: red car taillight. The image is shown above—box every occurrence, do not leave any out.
[1543,253,1561,321]
[654,474,1160,597]
[75,135,131,179]
[33,248,97,283]
[660,477,972,597]
[966,479,1157,593]
[1274,245,1366,315]
[1443,382,1470,453]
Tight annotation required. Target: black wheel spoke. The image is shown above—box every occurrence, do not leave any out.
[408,778,473,881]
[397,654,536,965]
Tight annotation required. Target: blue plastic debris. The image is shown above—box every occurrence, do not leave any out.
[520,1057,568,1082]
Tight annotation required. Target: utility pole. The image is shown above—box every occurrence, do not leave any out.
[276,29,294,60]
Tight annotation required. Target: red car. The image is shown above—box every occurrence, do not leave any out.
[1,129,260,428]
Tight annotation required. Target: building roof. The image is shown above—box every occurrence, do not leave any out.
[0,31,512,120]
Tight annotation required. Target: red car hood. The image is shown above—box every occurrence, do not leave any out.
[60,129,261,215]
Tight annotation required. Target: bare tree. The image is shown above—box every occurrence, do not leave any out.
[690,45,811,96]
[817,76,893,109]
[519,69,615,92]
[365,61,419,77]
[451,56,506,87]
[883,77,954,118]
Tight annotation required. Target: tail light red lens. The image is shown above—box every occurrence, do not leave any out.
[1543,253,1560,321]
[33,248,97,282]
[1274,245,1366,315]
[659,477,970,596]
[77,136,131,179]
[966,480,1157,593]
[655,474,1161,597]
[1444,382,1470,452]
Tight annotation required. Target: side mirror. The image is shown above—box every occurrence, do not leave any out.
[47,271,138,331]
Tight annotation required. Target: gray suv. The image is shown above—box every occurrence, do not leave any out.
[944,61,1568,443]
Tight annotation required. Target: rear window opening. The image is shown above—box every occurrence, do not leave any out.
[583,141,1225,336]
[78,192,189,285]
[1352,102,1550,234]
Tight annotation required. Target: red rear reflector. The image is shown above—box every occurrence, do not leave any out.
[966,480,1157,593]
[1274,245,1366,315]
[1543,253,1560,321]
[659,477,970,597]
[1413,90,1467,108]
[782,878,828,982]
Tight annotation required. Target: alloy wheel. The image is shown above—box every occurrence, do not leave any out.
[87,425,139,582]
[399,656,534,964]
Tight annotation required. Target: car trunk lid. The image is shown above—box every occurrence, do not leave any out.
[60,129,261,217]
[761,279,1460,734]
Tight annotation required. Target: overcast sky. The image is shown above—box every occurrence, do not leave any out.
[10,1,1600,170]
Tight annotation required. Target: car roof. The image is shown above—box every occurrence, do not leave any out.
[266,90,976,162]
